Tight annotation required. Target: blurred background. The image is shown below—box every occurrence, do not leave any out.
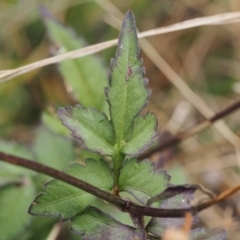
[1,0,240,239]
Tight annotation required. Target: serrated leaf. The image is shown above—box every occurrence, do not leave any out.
[118,158,169,205]
[41,7,108,111]
[0,181,35,240]
[146,190,195,237]
[71,206,142,240]
[58,106,115,156]
[33,126,76,170]
[106,11,150,148]
[29,159,113,220]
[190,227,226,240]
[122,113,157,155]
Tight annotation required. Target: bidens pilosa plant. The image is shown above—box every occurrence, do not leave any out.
[28,11,226,239]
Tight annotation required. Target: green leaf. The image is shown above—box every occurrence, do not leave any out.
[19,217,57,240]
[118,158,169,205]
[33,126,76,170]
[71,206,143,240]
[41,7,108,111]
[29,159,113,220]
[0,181,35,240]
[42,111,70,136]
[106,11,150,148]
[58,105,115,156]
[122,113,157,155]
[190,228,226,240]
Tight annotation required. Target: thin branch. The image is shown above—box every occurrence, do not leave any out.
[196,184,240,212]
[0,151,188,217]
[0,151,240,218]
[138,99,240,160]
[0,151,125,208]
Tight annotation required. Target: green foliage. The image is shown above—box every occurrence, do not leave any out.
[27,10,226,240]
[106,13,150,147]
[29,159,113,220]
[42,8,108,111]
[0,7,227,240]
[0,184,36,240]
[58,106,115,156]
[28,10,171,238]
[118,158,169,204]
[33,126,76,170]
[0,141,33,180]
[122,113,157,155]
[58,10,158,187]
[0,142,36,240]
[42,111,71,136]
[71,207,142,239]
[0,131,77,239]
[105,11,157,162]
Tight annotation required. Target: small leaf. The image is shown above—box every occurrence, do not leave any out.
[58,106,115,156]
[41,6,108,111]
[189,227,226,240]
[122,113,157,155]
[106,11,150,148]
[71,206,142,240]
[118,158,170,205]
[146,190,195,237]
[33,126,76,170]
[0,181,35,240]
[147,184,199,206]
[29,159,113,220]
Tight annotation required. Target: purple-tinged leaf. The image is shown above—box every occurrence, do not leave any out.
[147,184,200,206]
[71,206,143,240]
[58,106,115,156]
[146,189,195,237]
[122,113,157,156]
[190,227,226,240]
[106,11,156,157]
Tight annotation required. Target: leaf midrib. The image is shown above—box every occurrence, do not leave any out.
[115,41,130,149]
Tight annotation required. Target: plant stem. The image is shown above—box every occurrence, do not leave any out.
[138,99,240,160]
[113,152,124,194]
[0,151,239,218]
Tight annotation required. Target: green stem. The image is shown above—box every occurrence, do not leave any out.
[113,152,125,194]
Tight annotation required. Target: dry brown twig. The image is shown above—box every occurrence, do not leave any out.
[138,99,240,160]
[1,11,240,82]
